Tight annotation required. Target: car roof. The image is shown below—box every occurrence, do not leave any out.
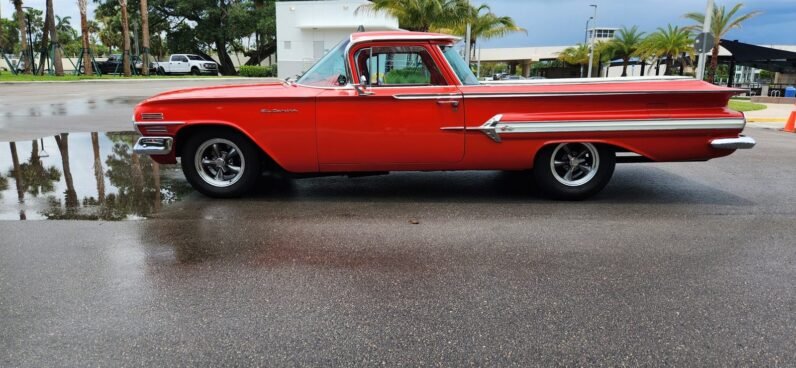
[349,31,460,45]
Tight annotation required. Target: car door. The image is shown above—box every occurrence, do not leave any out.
[170,55,189,73]
[315,43,464,166]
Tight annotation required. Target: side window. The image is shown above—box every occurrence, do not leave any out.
[179,56,189,63]
[355,46,446,87]
[170,55,179,62]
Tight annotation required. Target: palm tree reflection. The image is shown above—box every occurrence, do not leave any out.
[38,132,191,220]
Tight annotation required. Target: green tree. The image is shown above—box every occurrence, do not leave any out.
[360,0,469,32]
[641,25,693,76]
[684,3,761,83]
[604,26,645,77]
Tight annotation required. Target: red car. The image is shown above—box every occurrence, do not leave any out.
[132,31,754,200]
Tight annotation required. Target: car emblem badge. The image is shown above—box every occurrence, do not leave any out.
[261,108,298,113]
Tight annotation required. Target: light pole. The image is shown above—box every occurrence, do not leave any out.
[695,0,714,81]
[582,16,592,78]
[587,4,597,78]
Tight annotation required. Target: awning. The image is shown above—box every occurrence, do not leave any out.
[720,39,796,73]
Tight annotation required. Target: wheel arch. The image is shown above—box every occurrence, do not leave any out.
[174,122,283,170]
[530,139,656,167]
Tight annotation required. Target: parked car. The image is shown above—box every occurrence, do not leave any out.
[92,54,154,75]
[494,73,526,81]
[132,31,754,200]
[154,54,219,75]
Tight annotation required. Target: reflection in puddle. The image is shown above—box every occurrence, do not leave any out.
[1,132,192,220]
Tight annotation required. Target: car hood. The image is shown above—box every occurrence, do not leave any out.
[140,81,321,104]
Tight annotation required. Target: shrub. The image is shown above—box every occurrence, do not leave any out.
[239,65,277,77]
[384,67,429,84]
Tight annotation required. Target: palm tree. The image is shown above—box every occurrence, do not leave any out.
[11,0,31,74]
[78,0,92,75]
[359,0,470,32]
[54,133,78,211]
[435,4,525,60]
[641,25,693,76]
[684,3,760,83]
[604,26,645,77]
[45,0,64,76]
[139,0,150,76]
[557,43,590,67]
[91,132,105,203]
[119,0,131,77]
[8,142,26,219]
[55,15,72,34]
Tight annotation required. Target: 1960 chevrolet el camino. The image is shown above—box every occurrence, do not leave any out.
[132,31,755,200]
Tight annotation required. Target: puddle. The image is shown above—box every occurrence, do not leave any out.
[0,132,192,220]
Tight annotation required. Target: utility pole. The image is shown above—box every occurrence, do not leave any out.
[587,4,597,78]
[695,0,714,81]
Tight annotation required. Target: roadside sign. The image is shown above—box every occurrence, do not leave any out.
[695,32,715,53]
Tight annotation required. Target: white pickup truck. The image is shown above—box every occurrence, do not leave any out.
[154,54,219,75]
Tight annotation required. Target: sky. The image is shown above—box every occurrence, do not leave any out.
[2,0,794,48]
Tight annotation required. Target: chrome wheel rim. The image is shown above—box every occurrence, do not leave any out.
[550,143,599,187]
[194,138,245,188]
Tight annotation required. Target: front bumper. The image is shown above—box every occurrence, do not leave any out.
[133,136,173,155]
[710,136,756,150]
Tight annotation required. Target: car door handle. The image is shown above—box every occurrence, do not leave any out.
[437,100,460,107]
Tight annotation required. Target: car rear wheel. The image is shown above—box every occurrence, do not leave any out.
[533,142,615,200]
[181,129,261,198]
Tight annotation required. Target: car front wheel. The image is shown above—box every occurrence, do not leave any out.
[181,130,262,198]
[533,142,615,200]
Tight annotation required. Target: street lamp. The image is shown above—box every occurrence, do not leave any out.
[582,16,593,78]
[21,6,35,73]
[587,4,597,78]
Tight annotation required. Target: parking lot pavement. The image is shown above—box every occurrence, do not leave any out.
[1,118,796,364]
[0,78,278,142]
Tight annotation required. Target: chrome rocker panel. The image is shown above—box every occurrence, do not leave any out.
[133,136,173,155]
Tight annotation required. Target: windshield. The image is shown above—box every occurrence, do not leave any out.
[297,39,350,87]
[439,45,479,85]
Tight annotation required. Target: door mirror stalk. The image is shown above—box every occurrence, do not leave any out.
[355,75,374,96]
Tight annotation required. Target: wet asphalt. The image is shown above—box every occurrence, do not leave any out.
[1,81,796,366]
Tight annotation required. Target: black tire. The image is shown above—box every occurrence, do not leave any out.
[191,67,201,76]
[533,142,615,200]
[158,67,166,75]
[181,129,262,198]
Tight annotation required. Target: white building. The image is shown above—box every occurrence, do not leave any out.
[276,0,399,79]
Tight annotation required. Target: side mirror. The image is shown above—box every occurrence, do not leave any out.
[355,75,373,96]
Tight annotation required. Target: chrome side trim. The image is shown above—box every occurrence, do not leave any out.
[133,121,186,126]
[710,136,756,150]
[479,76,692,85]
[133,137,173,155]
[393,94,462,100]
[462,90,745,98]
[441,116,747,143]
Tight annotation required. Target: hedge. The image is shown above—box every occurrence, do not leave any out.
[239,65,277,77]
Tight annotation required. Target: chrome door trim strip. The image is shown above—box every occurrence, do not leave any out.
[441,115,746,142]
[393,93,462,100]
[133,121,186,126]
[461,90,744,98]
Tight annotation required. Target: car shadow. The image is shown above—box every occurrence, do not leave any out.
[241,166,753,207]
